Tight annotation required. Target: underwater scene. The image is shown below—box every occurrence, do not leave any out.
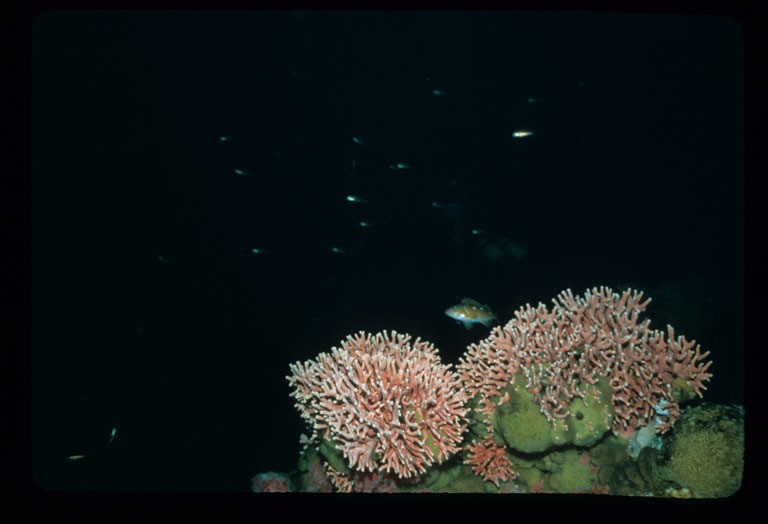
[31,11,744,497]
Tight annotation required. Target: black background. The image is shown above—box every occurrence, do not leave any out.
[30,11,743,491]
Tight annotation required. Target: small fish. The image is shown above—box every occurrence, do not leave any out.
[234,169,252,175]
[359,221,380,227]
[331,247,345,254]
[219,136,235,142]
[477,237,528,264]
[388,163,412,170]
[444,298,497,330]
[432,89,448,96]
[499,238,527,261]
[471,228,485,235]
[251,248,271,254]
[527,97,538,103]
[512,130,535,138]
[432,201,459,217]
[109,427,117,444]
[352,136,367,147]
[346,195,368,203]
[66,455,87,462]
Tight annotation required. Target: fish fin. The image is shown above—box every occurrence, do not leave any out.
[479,317,497,327]
[463,321,473,330]
[461,298,483,307]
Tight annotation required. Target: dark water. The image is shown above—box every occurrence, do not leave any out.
[30,11,743,491]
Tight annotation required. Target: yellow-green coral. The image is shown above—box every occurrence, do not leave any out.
[404,461,463,492]
[658,403,743,498]
[546,449,595,493]
[318,436,351,475]
[437,465,488,493]
[491,370,614,453]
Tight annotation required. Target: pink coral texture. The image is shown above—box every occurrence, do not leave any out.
[458,286,712,436]
[464,433,518,487]
[286,330,469,481]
